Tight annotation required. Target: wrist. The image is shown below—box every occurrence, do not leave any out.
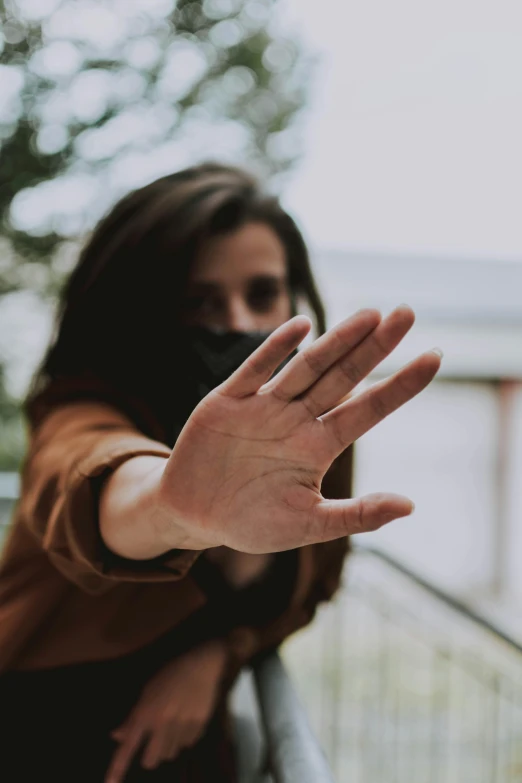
[148,461,215,552]
[205,638,229,670]
[176,639,229,686]
[203,639,229,688]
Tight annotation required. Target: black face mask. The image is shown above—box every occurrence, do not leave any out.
[167,326,294,444]
[180,326,269,398]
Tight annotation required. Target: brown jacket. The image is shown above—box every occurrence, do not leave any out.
[0,393,352,680]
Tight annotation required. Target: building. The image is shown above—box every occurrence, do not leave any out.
[312,249,522,627]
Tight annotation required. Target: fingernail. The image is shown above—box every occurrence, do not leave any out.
[431,347,444,358]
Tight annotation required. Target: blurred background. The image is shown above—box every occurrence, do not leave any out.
[1,1,522,778]
[2,0,522,608]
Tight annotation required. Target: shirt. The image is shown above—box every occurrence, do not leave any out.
[0,389,352,682]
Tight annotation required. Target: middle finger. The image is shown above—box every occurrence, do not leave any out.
[142,728,168,770]
[299,305,415,418]
[265,308,381,402]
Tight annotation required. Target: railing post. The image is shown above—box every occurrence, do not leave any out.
[253,651,336,783]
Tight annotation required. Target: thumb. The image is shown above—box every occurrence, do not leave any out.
[306,493,415,544]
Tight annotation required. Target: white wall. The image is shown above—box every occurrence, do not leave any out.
[281,0,522,262]
[354,380,499,597]
[505,385,522,602]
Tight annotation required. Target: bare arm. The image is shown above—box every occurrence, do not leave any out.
[99,306,441,561]
[99,455,211,560]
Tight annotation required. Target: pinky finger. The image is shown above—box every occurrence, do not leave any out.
[166,721,202,761]
[183,720,205,750]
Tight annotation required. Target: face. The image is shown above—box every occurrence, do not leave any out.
[181,222,292,332]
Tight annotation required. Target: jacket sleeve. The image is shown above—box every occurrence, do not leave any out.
[18,401,202,594]
[221,446,353,687]
[222,540,350,690]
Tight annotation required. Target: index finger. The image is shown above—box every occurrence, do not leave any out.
[105,725,146,783]
[220,315,311,397]
[266,308,382,403]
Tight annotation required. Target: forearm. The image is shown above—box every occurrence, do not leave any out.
[99,455,210,560]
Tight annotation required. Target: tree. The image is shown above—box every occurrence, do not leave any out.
[0,364,25,470]
[0,0,309,469]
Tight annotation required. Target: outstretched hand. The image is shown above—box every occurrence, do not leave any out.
[156,305,441,553]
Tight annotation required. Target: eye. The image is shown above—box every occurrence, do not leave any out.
[247,279,282,313]
[183,295,205,312]
[183,293,223,316]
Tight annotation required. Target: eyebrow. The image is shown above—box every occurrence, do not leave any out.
[187,273,287,292]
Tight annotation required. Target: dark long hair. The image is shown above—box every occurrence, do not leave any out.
[26,163,326,438]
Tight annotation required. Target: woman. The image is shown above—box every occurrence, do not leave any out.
[0,163,440,782]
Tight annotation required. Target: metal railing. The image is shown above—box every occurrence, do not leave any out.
[283,545,522,782]
[253,651,335,783]
[0,472,17,547]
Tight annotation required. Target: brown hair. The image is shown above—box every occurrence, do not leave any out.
[26,162,326,436]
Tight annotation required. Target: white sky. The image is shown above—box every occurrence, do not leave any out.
[3,0,522,398]
[278,0,522,261]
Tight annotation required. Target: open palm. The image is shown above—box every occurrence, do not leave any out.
[158,306,441,553]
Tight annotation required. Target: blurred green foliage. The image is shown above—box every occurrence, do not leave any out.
[0,365,25,470]
[0,0,309,471]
